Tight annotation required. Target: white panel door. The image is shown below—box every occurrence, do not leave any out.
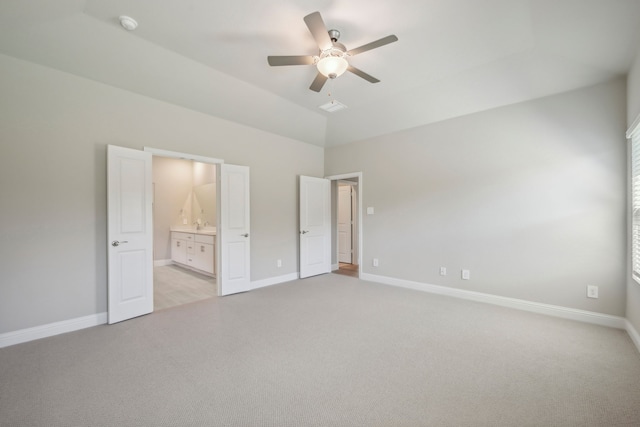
[219,164,251,296]
[107,145,153,324]
[299,176,331,278]
[338,184,353,263]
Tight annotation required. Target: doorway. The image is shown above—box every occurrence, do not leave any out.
[336,180,358,277]
[151,156,218,310]
[326,172,362,279]
[106,145,252,324]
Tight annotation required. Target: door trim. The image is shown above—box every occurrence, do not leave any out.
[325,172,363,278]
[143,147,225,165]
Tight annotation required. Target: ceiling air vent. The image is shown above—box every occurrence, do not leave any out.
[319,100,348,113]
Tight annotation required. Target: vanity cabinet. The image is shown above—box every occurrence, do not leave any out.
[171,231,215,276]
[192,234,215,274]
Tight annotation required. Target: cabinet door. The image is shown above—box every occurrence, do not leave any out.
[171,238,187,264]
[194,243,214,274]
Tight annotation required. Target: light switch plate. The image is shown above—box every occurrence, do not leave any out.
[367,207,374,215]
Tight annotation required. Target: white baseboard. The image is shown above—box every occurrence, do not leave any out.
[251,272,299,290]
[625,320,640,353]
[154,259,173,267]
[0,312,107,349]
[360,273,626,330]
[332,263,339,271]
[1,272,298,349]
[4,274,634,352]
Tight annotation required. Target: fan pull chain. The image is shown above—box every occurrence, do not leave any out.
[327,78,337,104]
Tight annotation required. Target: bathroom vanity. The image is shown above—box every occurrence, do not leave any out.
[170,228,216,277]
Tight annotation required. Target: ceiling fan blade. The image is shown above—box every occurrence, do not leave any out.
[304,11,333,51]
[347,65,380,83]
[347,35,398,56]
[268,55,315,66]
[309,73,328,92]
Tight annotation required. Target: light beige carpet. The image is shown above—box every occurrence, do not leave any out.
[1,274,640,426]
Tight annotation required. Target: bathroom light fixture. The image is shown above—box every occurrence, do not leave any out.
[119,16,138,31]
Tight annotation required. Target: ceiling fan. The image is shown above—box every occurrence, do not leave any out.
[267,11,398,92]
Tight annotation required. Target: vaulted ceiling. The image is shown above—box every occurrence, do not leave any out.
[1,0,639,146]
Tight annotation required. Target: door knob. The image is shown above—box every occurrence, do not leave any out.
[241,233,249,237]
[300,230,309,234]
[111,240,128,247]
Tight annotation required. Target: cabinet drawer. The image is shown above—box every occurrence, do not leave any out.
[172,232,194,241]
[195,234,214,244]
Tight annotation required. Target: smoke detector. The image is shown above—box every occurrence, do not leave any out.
[119,16,138,31]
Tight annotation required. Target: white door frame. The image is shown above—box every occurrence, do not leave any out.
[326,172,363,278]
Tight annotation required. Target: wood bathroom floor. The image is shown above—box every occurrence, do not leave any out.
[154,264,216,311]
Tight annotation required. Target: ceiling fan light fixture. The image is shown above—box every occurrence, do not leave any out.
[317,55,348,79]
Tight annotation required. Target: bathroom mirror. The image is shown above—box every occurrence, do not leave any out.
[192,183,216,226]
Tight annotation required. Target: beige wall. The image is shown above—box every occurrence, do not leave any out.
[326,79,627,316]
[0,53,323,334]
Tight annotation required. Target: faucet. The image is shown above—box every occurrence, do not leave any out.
[193,221,201,230]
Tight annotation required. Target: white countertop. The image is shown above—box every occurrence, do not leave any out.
[170,227,216,236]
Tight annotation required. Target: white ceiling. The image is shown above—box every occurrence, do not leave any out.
[1,0,639,146]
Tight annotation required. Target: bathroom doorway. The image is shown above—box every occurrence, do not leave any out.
[107,145,251,324]
[151,156,218,310]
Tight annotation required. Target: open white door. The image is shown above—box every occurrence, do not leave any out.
[219,164,251,296]
[338,184,353,263]
[107,145,153,324]
[299,175,331,278]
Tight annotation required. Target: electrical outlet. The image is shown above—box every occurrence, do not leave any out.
[440,267,447,276]
[587,285,599,299]
[462,269,470,280]
[373,258,379,267]
[277,259,282,268]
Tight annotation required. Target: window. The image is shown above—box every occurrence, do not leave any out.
[631,125,640,283]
